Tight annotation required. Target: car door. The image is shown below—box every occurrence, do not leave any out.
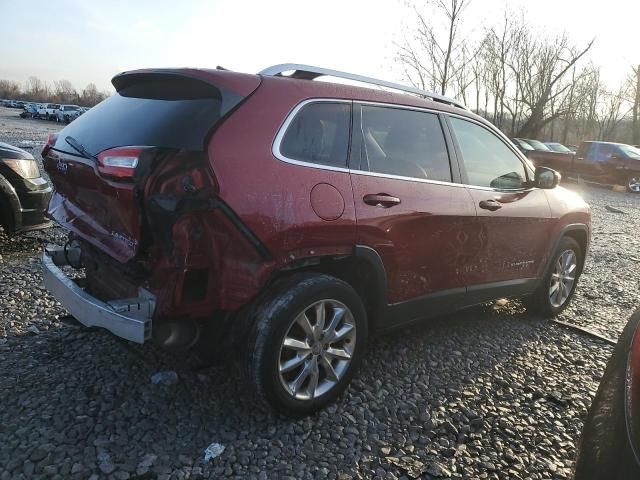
[575,142,611,179]
[445,115,553,301]
[350,103,477,315]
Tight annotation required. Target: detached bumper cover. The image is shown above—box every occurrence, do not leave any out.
[42,245,154,343]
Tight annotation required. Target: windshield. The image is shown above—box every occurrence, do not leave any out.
[619,144,640,157]
[525,139,551,151]
[515,139,534,150]
[546,142,572,153]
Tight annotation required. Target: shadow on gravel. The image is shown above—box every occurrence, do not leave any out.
[0,300,608,478]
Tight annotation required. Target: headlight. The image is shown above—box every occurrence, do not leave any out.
[1,158,40,179]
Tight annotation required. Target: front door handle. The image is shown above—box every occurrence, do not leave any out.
[479,199,502,211]
[363,193,401,208]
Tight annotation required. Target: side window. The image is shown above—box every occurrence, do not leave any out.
[279,102,351,168]
[449,117,527,189]
[596,143,614,160]
[360,106,452,182]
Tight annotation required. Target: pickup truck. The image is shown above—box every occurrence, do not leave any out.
[528,141,640,193]
[36,103,60,120]
[517,138,576,173]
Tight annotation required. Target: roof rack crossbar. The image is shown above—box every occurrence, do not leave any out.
[259,63,466,110]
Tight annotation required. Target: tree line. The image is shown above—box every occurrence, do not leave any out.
[397,0,640,145]
[0,76,109,107]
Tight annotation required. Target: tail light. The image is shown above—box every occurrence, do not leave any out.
[97,147,145,180]
[41,133,58,157]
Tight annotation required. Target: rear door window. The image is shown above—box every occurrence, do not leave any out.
[360,105,452,182]
[279,102,351,168]
[449,116,528,190]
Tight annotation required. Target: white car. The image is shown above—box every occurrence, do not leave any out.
[36,103,60,120]
[56,105,82,123]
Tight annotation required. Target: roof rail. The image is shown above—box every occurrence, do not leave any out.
[259,63,466,110]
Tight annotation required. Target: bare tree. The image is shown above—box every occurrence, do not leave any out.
[80,83,108,106]
[594,85,632,141]
[24,76,49,102]
[53,80,79,104]
[511,33,594,137]
[630,65,640,145]
[397,0,473,96]
[0,80,21,99]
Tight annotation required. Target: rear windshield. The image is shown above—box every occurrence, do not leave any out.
[53,75,243,156]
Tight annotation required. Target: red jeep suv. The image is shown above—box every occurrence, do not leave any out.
[41,64,590,415]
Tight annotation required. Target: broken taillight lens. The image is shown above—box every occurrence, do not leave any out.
[41,133,58,157]
[97,147,145,180]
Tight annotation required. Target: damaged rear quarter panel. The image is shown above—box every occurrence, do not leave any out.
[205,78,359,307]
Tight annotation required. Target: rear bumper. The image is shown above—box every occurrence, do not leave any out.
[42,245,155,343]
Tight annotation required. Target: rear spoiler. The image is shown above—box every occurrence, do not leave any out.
[112,68,261,98]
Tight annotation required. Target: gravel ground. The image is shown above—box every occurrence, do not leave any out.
[0,107,638,479]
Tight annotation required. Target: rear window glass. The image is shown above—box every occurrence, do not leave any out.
[54,76,242,155]
[279,102,351,168]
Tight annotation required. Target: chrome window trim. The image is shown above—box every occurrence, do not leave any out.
[271,98,532,191]
[358,99,445,116]
[272,98,352,173]
[350,169,467,189]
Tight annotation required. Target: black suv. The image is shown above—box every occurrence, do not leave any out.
[0,142,52,233]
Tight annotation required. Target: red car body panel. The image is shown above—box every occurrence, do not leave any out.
[46,150,141,263]
[350,174,475,303]
[462,188,552,284]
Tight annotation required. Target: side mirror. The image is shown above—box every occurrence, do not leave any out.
[534,166,560,189]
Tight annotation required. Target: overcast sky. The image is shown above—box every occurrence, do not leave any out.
[1,0,638,94]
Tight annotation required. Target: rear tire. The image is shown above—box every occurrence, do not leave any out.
[244,273,367,417]
[524,236,582,317]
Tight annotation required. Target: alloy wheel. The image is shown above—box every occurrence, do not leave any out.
[628,176,640,193]
[549,249,577,308]
[278,299,356,401]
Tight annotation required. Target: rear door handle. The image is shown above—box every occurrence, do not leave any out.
[478,199,502,211]
[363,193,401,208]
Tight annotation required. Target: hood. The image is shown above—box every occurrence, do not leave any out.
[0,141,35,160]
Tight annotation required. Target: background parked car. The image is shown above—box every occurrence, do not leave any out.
[512,137,535,154]
[521,138,553,151]
[574,308,640,479]
[19,104,38,119]
[528,140,640,192]
[522,138,576,173]
[56,104,82,123]
[36,103,60,120]
[574,142,640,192]
[0,141,52,233]
[545,142,574,153]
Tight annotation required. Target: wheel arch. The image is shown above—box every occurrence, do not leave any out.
[0,172,21,233]
[547,223,589,278]
[265,245,388,330]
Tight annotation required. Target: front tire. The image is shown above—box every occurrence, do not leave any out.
[245,273,367,417]
[525,236,582,317]
[626,174,640,193]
